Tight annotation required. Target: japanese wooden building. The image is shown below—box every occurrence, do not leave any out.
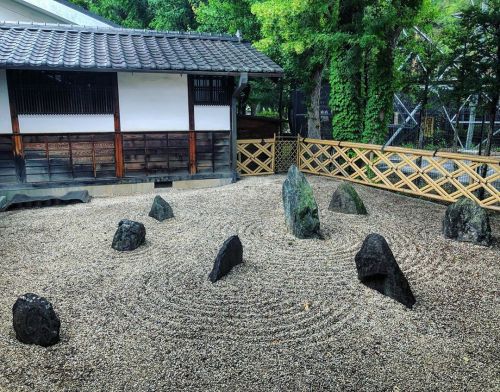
[0,2,283,192]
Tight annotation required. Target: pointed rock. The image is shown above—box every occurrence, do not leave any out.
[443,198,491,246]
[12,293,60,347]
[282,165,320,239]
[112,219,146,251]
[329,182,367,215]
[355,234,416,309]
[209,235,243,283]
[149,195,174,222]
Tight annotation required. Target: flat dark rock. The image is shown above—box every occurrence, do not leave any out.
[282,165,320,239]
[443,198,492,246]
[112,219,146,251]
[209,235,243,283]
[355,234,416,309]
[329,182,367,215]
[0,191,91,211]
[149,195,174,222]
[12,293,60,347]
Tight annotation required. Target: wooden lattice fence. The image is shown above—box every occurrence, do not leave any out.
[236,136,500,211]
[298,138,500,211]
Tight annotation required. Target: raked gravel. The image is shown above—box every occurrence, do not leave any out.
[0,175,499,392]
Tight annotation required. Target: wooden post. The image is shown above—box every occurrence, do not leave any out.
[112,73,124,178]
[6,71,25,183]
[188,75,196,174]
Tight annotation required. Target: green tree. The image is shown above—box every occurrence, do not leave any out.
[253,0,338,139]
[73,0,152,28]
[149,0,197,31]
[331,0,422,144]
[194,0,260,41]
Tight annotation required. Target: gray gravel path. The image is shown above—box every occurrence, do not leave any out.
[0,175,499,391]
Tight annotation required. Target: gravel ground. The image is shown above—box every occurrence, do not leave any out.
[0,175,499,392]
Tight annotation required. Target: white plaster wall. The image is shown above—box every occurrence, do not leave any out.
[194,105,230,131]
[18,115,114,133]
[0,0,64,23]
[0,70,11,134]
[118,73,189,132]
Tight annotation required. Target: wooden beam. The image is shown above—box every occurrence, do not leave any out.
[188,75,196,174]
[112,72,124,178]
[6,70,25,182]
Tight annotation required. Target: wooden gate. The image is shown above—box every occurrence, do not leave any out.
[237,137,275,176]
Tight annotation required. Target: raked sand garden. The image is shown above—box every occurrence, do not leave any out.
[0,175,499,391]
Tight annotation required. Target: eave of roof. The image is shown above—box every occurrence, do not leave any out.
[0,22,284,77]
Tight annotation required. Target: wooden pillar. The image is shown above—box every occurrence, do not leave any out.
[6,71,25,183]
[188,75,196,174]
[112,73,124,178]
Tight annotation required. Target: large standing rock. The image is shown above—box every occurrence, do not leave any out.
[443,198,492,246]
[12,293,60,347]
[329,182,367,215]
[112,219,146,251]
[282,165,320,239]
[149,195,174,222]
[209,235,243,283]
[355,234,416,309]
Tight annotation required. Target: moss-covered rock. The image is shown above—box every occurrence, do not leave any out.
[328,182,367,215]
[282,165,320,239]
[443,198,492,246]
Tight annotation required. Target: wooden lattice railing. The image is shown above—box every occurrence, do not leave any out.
[298,138,500,211]
[237,138,275,176]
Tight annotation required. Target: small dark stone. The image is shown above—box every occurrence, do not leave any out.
[355,234,416,309]
[209,235,243,283]
[149,195,174,222]
[112,219,146,251]
[329,182,367,215]
[12,293,60,347]
[443,197,492,246]
[282,165,320,239]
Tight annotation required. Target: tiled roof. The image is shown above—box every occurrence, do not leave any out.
[0,23,283,75]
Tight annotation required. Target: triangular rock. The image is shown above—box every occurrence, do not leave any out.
[329,182,367,215]
[149,195,174,222]
[282,165,320,239]
[12,293,60,347]
[355,234,416,309]
[112,219,146,251]
[443,198,491,246]
[209,235,243,283]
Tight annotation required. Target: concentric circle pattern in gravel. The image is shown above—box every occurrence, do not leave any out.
[0,175,498,391]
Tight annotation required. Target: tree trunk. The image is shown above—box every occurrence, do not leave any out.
[306,65,324,139]
[483,96,498,156]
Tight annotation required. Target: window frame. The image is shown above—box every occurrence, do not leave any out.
[192,76,233,106]
[7,70,115,115]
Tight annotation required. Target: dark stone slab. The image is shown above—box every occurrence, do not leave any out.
[355,234,416,309]
[112,219,146,251]
[443,198,492,246]
[12,293,60,347]
[0,190,91,211]
[282,165,320,239]
[329,182,367,215]
[149,195,174,222]
[209,235,243,283]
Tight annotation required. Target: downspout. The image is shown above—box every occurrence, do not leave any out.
[231,72,248,178]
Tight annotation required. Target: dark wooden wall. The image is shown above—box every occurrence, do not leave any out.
[0,135,17,184]
[237,115,281,139]
[0,131,230,185]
